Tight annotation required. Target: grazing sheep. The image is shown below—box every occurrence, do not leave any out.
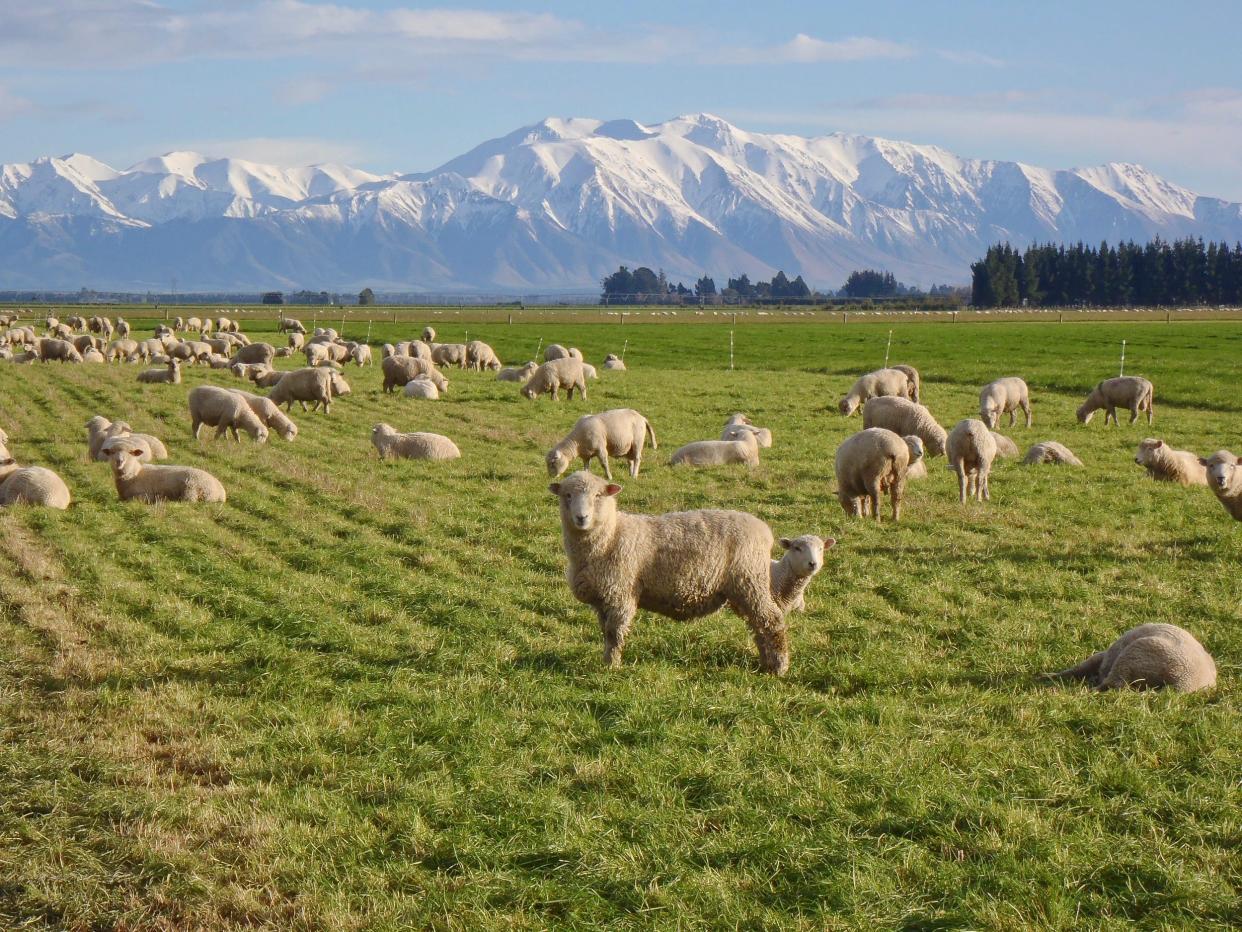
[268,367,338,413]
[382,355,446,393]
[544,343,570,361]
[947,419,997,503]
[234,342,275,366]
[304,343,333,367]
[421,326,435,343]
[721,413,773,449]
[834,427,911,521]
[278,317,306,334]
[838,368,910,416]
[670,431,759,468]
[770,535,833,613]
[137,359,181,384]
[407,340,433,363]
[546,409,657,479]
[550,470,815,673]
[979,377,1032,429]
[497,361,537,382]
[0,460,71,509]
[101,438,226,503]
[521,357,588,401]
[371,423,460,461]
[466,340,501,371]
[603,353,626,371]
[115,318,130,338]
[1050,624,1216,693]
[1199,450,1242,520]
[229,389,298,441]
[1077,376,1154,426]
[1022,441,1083,467]
[171,340,212,364]
[188,386,269,442]
[862,396,947,456]
[287,332,306,351]
[273,347,293,358]
[402,376,440,400]
[990,432,1020,459]
[891,364,921,403]
[1135,439,1206,486]
[431,342,467,368]
[903,435,928,480]
[37,338,84,363]
[73,334,103,354]
[107,338,141,362]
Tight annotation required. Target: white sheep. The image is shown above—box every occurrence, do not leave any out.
[891,364,921,403]
[979,377,1032,429]
[350,344,373,366]
[0,459,71,509]
[669,431,759,468]
[720,413,773,448]
[269,367,345,413]
[137,359,181,384]
[862,396,947,456]
[770,535,834,613]
[947,419,997,503]
[1022,441,1083,467]
[903,435,928,480]
[465,340,501,371]
[188,386,269,442]
[838,368,910,416]
[521,358,587,401]
[549,470,822,673]
[431,343,467,368]
[497,361,537,382]
[546,409,657,479]
[1200,450,1242,520]
[402,376,440,400]
[990,432,1020,459]
[371,423,461,460]
[1077,376,1154,425]
[1049,623,1216,692]
[382,355,446,393]
[603,353,626,371]
[544,343,570,361]
[229,389,298,441]
[85,416,168,463]
[834,427,911,521]
[421,326,436,343]
[101,437,226,503]
[37,338,84,363]
[1136,439,1208,485]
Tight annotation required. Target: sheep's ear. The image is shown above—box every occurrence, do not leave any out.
[604,483,622,496]
[1198,457,1209,466]
[548,483,561,495]
[1236,456,1242,466]
[1153,439,1163,448]
[0,457,14,466]
[779,537,792,549]
[129,448,144,457]
[822,538,837,550]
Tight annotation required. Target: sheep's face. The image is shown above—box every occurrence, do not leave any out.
[521,384,537,399]
[329,373,352,397]
[838,398,857,416]
[101,440,145,479]
[278,421,298,442]
[550,472,621,532]
[778,535,834,578]
[904,435,926,464]
[1200,451,1241,492]
[1136,438,1162,466]
[1076,402,1095,424]
[546,448,572,478]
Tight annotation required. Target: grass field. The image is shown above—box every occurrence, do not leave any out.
[0,317,1238,929]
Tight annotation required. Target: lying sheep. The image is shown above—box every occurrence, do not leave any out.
[85,416,168,463]
[188,386,269,442]
[82,348,106,364]
[603,353,626,371]
[1022,441,1083,467]
[101,437,226,503]
[862,396,947,456]
[0,459,71,509]
[721,413,773,448]
[990,432,1020,459]
[1135,439,1206,486]
[544,343,569,361]
[402,376,440,400]
[371,423,460,461]
[582,363,598,380]
[547,409,657,479]
[465,340,501,371]
[230,389,298,441]
[268,367,345,414]
[838,368,910,416]
[670,431,759,468]
[1200,450,1242,520]
[497,361,537,382]
[903,435,927,480]
[947,419,997,503]
[1049,624,1216,692]
[522,357,587,401]
[253,368,285,388]
[834,427,911,521]
[891,364,921,403]
[37,338,83,363]
[137,359,181,384]
[770,535,833,613]
[979,377,1032,429]
[1077,376,1154,425]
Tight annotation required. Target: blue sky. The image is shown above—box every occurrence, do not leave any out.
[3,0,1241,198]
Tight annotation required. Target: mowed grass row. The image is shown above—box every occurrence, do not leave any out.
[0,320,1238,929]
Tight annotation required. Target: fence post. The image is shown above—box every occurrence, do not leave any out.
[884,329,893,367]
[1119,340,1126,377]
[729,330,734,371]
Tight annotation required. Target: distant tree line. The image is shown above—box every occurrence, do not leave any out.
[971,239,1242,308]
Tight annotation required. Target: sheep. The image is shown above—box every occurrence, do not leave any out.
[253,368,285,388]
[115,318,130,338]
[582,363,598,380]
[188,386,269,442]
[278,317,306,334]
[82,348,106,364]
[101,437,226,503]
[274,347,293,359]
[72,334,103,354]
[172,317,185,330]
[382,355,446,393]
[603,353,626,371]
[891,364,921,403]
[106,338,140,362]
[990,432,1020,459]
[184,316,202,333]
[229,389,298,441]
[0,459,71,509]
[136,338,164,359]
[1022,441,1083,467]
[568,347,584,361]
[497,361,537,382]
[287,332,305,351]
[407,340,433,362]
[431,342,467,368]
[36,338,83,363]
[371,423,460,461]
[979,377,1032,429]
[546,409,657,479]
[402,376,440,400]
[544,343,569,361]
[862,396,947,456]
[1200,450,1242,520]
[521,357,587,401]
[1134,438,1205,485]
[466,340,501,371]
[234,342,276,366]
[838,368,910,416]
[1077,376,1154,426]
[721,413,773,449]
[770,535,833,613]
[421,326,435,343]
[350,343,373,366]
[268,367,338,413]
[1049,623,1216,693]
[170,340,212,364]
[903,435,928,480]
[549,469,816,673]
[670,431,759,468]
[947,419,997,503]
[137,359,181,384]
[834,427,911,521]
[304,343,333,367]
[85,416,168,463]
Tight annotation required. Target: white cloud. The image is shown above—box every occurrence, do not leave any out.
[0,85,32,120]
[168,136,374,167]
[726,33,915,65]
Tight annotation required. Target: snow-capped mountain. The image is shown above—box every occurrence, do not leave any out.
[2,114,1240,292]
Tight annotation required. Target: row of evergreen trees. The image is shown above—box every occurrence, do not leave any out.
[600,266,812,301]
[971,239,1242,307]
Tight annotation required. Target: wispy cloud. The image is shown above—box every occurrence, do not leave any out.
[0,84,33,120]
[164,136,375,168]
[726,33,916,65]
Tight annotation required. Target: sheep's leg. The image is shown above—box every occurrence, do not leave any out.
[733,586,790,675]
[579,380,587,400]
[954,463,967,503]
[980,468,991,502]
[628,451,640,478]
[596,602,636,668]
[1022,400,1032,427]
[1008,408,1016,427]
[598,450,613,481]
[214,424,228,439]
[1105,405,1116,426]
[864,479,882,522]
[1128,402,1140,424]
[550,385,559,401]
[191,418,202,440]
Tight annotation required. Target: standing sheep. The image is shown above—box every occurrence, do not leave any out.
[431,343,467,368]
[838,368,910,416]
[862,396,947,456]
[521,358,588,401]
[269,367,339,413]
[137,359,181,384]
[234,342,276,366]
[891,364,921,404]
[834,428,911,521]
[546,409,657,479]
[382,355,446,393]
[0,459,71,509]
[979,377,1032,429]
[188,386,269,442]
[229,389,298,441]
[544,344,570,361]
[1199,450,1242,520]
[947,419,997,503]
[1077,377,1154,426]
[466,340,501,371]
[371,424,460,461]
[101,438,226,504]
[37,338,84,363]
[1022,441,1084,467]
[421,326,436,343]
[1049,624,1216,693]
[770,535,833,613]
[549,470,821,674]
[350,344,373,366]
[670,432,760,468]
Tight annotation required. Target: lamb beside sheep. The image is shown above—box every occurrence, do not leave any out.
[497,361,537,383]
[1200,450,1242,520]
[521,357,588,401]
[137,359,181,384]
[0,459,71,509]
[670,431,759,468]
[947,419,997,503]
[1049,623,1216,693]
[721,413,773,448]
[1022,441,1084,467]
[838,368,910,416]
[770,535,833,613]
[1077,376,1154,425]
[550,469,823,674]
[1134,439,1206,486]
[834,427,912,521]
[85,416,168,463]
[403,376,440,400]
[188,386,269,442]
[371,424,460,461]
[101,437,226,503]
[229,389,298,441]
[546,409,657,479]
[862,396,947,456]
[979,377,1032,429]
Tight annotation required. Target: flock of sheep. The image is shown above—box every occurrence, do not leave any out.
[0,311,1233,692]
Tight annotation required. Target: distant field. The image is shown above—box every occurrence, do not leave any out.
[0,319,1239,928]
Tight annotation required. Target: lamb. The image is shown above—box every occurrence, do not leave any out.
[603,353,626,371]
[382,355,447,393]
[350,343,373,366]
[990,432,1020,459]
[115,318,130,338]
[229,389,298,441]
[137,359,181,384]
[36,338,83,363]
[402,376,440,400]
[431,343,467,368]
[1022,441,1083,467]
[85,416,168,463]
[546,409,657,479]
[233,342,275,366]
[946,419,998,503]
[188,386,269,442]
[268,367,340,413]
[0,459,71,509]
[834,427,911,521]
[370,423,460,461]
[891,364,921,403]
[979,377,1032,429]
[466,340,501,371]
[903,435,928,480]
[1134,439,1208,485]
[421,326,435,343]
[497,361,537,382]
[101,437,226,503]
[720,413,773,449]
[1076,376,1154,425]
[1199,450,1242,520]
[838,368,910,416]
[1049,624,1216,693]
[861,396,947,456]
[544,343,570,361]
[550,470,819,673]
[288,332,306,351]
[770,535,834,613]
[521,357,588,401]
[670,431,759,468]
